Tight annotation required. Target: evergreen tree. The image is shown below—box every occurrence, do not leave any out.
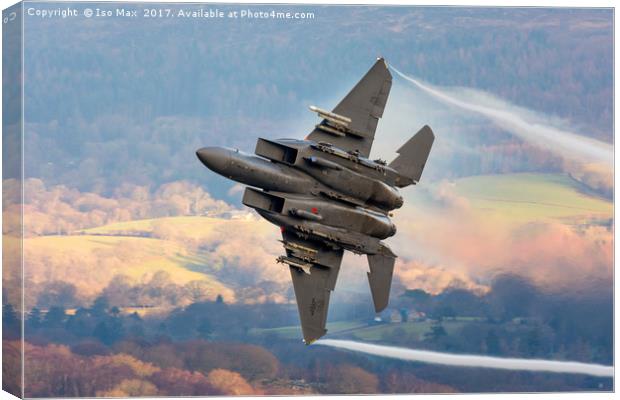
[2,303,20,336]
[196,318,213,339]
[90,296,110,318]
[26,307,43,330]
[425,323,447,342]
[485,329,501,355]
[42,306,66,329]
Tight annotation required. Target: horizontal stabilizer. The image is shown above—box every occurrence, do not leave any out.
[389,125,435,188]
[367,253,396,312]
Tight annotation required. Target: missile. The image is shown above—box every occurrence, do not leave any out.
[276,255,312,274]
[303,156,342,170]
[315,123,345,137]
[290,208,323,221]
[309,105,351,127]
[280,240,318,255]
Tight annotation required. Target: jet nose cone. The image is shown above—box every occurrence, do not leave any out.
[196,147,231,173]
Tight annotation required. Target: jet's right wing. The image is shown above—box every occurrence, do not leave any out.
[279,230,344,344]
[306,58,392,158]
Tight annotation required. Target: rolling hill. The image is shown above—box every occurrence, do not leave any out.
[21,173,613,310]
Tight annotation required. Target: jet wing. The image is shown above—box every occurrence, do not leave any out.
[306,58,392,158]
[280,231,343,344]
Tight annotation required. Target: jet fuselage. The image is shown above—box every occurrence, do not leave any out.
[196,138,401,247]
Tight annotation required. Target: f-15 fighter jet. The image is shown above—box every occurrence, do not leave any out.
[196,58,434,344]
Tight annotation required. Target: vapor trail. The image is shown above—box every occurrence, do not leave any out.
[390,65,613,166]
[316,339,613,377]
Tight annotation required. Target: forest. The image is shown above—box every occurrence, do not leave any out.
[21,7,612,195]
[3,273,613,396]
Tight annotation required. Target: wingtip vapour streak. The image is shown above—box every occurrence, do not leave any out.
[315,339,613,378]
[389,65,613,166]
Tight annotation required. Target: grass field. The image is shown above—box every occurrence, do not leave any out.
[406,173,612,226]
[349,318,481,341]
[250,320,368,339]
[454,173,611,223]
[23,228,235,300]
[250,318,483,342]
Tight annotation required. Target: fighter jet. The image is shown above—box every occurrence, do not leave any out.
[196,58,434,344]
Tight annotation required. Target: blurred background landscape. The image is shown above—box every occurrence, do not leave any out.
[3,3,613,396]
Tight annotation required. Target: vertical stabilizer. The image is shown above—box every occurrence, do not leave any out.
[367,254,396,312]
[389,125,435,187]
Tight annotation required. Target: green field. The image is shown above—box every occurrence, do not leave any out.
[459,173,611,221]
[250,317,485,342]
[250,320,367,339]
[415,173,612,225]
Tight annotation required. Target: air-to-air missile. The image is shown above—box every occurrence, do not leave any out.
[196,58,434,344]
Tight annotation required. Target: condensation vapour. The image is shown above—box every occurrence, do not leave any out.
[316,339,613,377]
[389,65,613,167]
